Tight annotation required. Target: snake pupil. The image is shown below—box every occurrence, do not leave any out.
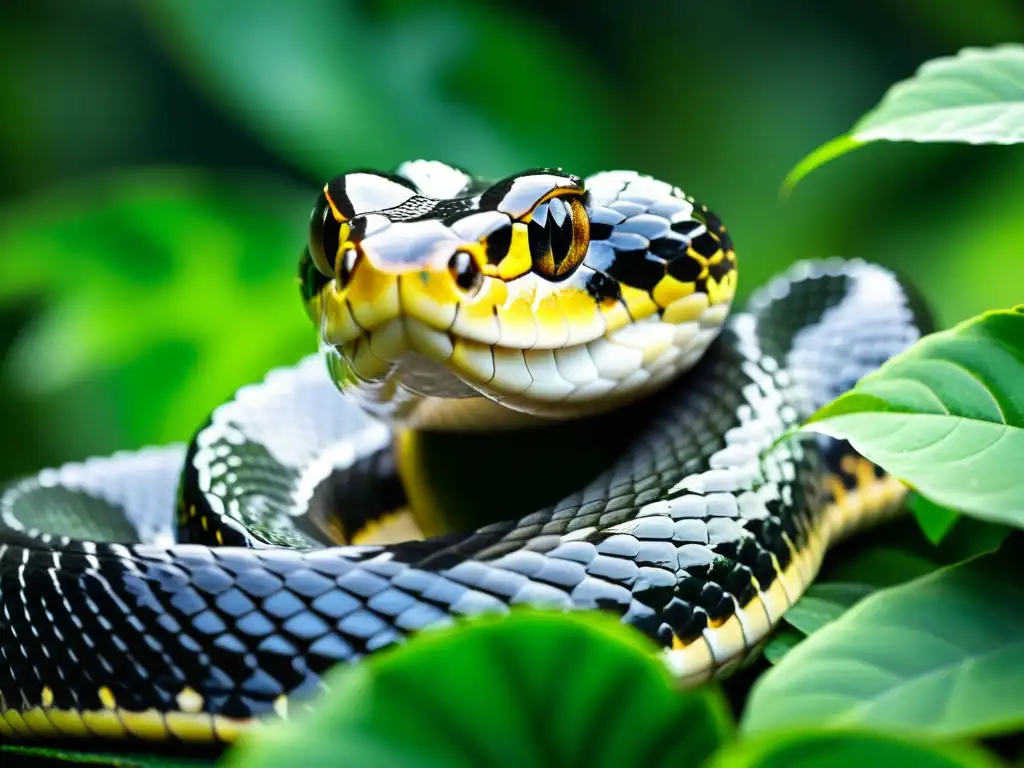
[528,194,590,281]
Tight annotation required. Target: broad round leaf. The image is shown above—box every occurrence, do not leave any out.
[799,307,1024,528]
[706,729,1001,768]
[786,44,1024,188]
[782,583,875,636]
[742,553,1024,737]
[225,611,733,768]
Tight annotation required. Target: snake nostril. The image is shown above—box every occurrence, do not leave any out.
[448,251,483,297]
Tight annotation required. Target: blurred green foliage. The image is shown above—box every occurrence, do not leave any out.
[1,0,1022,483]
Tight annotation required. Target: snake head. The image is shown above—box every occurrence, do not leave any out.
[300,162,737,423]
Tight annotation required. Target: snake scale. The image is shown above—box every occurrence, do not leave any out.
[0,161,930,744]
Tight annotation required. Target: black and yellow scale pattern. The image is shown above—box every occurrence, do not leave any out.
[0,163,930,744]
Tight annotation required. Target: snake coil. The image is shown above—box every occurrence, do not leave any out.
[0,162,930,744]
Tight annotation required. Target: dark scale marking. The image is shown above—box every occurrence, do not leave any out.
[484,223,513,264]
[648,236,688,260]
[667,253,705,283]
[605,249,665,291]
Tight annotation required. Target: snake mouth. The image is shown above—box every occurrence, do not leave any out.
[318,258,732,418]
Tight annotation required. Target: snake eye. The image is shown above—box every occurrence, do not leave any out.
[448,251,483,296]
[309,190,344,278]
[528,194,590,281]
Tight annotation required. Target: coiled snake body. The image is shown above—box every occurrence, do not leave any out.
[0,162,928,743]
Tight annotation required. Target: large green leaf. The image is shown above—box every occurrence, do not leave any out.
[782,583,876,637]
[909,493,961,545]
[0,169,315,449]
[706,729,1001,768]
[798,307,1024,528]
[742,553,1024,737]
[785,44,1024,188]
[224,611,733,768]
[134,0,609,181]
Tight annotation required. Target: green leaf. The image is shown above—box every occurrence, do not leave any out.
[224,611,733,768]
[0,169,315,448]
[134,0,609,180]
[785,44,1024,188]
[822,546,940,588]
[936,517,1011,564]
[782,582,876,636]
[706,729,1002,768]
[799,307,1024,529]
[909,493,960,545]
[762,629,804,665]
[742,553,1024,738]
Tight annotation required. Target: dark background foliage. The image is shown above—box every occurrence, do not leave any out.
[1,0,1022,483]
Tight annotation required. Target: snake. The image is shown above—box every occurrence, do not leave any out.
[0,160,931,744]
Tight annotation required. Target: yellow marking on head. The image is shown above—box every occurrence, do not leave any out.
[496,223,533,280]
[495,295,539,347]
[188,504,196,518]
[652,276,696,308]
[619,284,658,321]
[346,268,400,330]
[557,287,605,344]
[450,278,507,342]
[600,298,633,333]
[215,529,224,545]
[397,272,459,332]
[663,291,710,325]
[201,516,208,531]
[533,292,570,348]
[176,686,204,714]
[322,283,362,346]
[41,686,54,707]
[98,686,116,710]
